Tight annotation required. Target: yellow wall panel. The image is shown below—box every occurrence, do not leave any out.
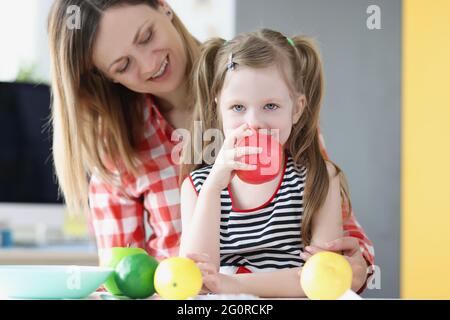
[402,0,450,298]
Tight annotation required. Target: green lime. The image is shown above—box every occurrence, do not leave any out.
[114,253,159,299]
[101,247,148,295]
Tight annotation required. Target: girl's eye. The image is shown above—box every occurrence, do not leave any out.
[232,105,245,112]
[117,59,130,74]
[264,103,279,111]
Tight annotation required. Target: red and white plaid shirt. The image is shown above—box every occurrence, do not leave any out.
[89,95,375,269]
[89,95,182,261]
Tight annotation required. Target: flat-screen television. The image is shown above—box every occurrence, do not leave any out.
[0,82,68,242]
[0,81,61,204]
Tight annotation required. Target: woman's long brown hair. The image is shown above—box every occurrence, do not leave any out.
[48,0,200,213]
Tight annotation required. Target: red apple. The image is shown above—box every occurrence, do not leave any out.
[236,129,283,184]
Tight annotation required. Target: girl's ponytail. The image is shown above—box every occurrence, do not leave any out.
[180,38,225,181]
[289,36,350,245]
[291,36,324,125]
[192,38,225,121]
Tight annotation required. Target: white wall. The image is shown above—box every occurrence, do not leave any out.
[0,0,53,82]
[0,0,235,83]
[167,0,236,42]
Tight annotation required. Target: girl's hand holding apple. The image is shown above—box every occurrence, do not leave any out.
[206,123,262,191]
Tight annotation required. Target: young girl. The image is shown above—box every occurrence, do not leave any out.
[179,29,348,298]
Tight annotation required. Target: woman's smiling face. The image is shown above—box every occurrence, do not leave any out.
[92,3,187,95]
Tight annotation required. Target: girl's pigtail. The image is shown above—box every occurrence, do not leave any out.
[290,36,324,155]
[290,37,329,245]
[192,37,225,122]
[290,36,352,245]
[180,38,225,182]
[292,36,324,123]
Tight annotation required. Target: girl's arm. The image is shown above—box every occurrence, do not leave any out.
[188,254,305,298]
[224,268,305,298]
[179,176,222,269]
[188,253,305,298]
[309,162,343,247]
[179,124,260,270]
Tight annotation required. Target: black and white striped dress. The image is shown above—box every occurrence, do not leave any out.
[189,155,307,274]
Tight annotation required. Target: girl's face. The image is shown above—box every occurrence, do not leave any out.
[92,3,187,95]
[218,65,305,146]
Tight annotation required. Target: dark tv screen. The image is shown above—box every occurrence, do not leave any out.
[0,82,61,204]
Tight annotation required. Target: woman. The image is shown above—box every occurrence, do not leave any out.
[47,0,374,293]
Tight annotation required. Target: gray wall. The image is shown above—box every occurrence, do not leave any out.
[235,0,401,298]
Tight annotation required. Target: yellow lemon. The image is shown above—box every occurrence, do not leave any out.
[300,251,352,300]
[154,257,202,300]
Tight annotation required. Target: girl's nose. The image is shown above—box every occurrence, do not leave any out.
[245,111,266,130]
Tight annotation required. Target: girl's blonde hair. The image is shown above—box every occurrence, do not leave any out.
[48,0,200,214]
[182,29,350,246]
